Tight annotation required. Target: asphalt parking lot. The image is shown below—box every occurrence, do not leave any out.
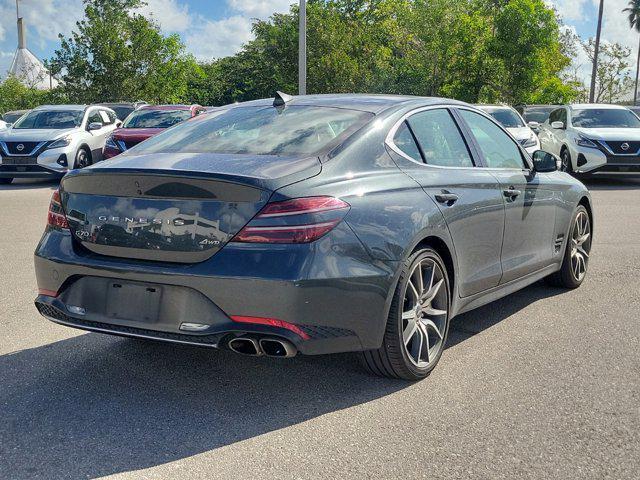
[1,177,639,479]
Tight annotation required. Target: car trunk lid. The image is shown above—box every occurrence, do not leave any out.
[60,152,321,263]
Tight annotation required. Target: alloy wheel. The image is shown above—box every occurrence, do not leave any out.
[76,149,90,169]
[570,211,591,282]
[401,258,448,368]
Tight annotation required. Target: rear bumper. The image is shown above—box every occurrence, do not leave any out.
[34,225,398,355]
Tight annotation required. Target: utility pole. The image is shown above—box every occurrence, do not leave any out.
[298,0,307,95]
[589,0,604,103]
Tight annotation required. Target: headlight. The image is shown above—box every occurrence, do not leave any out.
[48,136,72,149]
[522,134,538,148]
[575,136,598,149]
[105,135,119,149]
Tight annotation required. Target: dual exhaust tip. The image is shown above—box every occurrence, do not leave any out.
[228,336,297,358]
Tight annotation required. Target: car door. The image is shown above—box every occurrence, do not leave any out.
[539,108,567,156]
[456,108,557,284]
[387,107,505,297]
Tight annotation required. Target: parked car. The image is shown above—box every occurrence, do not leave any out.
[477,104,539,153]
[103,104,206,159]
[34,94,592,380]
[0,119,7,131]
[96,103,137,122]
[538,104,640,174]
[0,104,118,184]
[2,109,30,125]
[515,105,557,134]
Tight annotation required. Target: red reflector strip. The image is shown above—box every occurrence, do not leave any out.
[38,288,58,298]
[233,220,339,244]
[230,315,310,340]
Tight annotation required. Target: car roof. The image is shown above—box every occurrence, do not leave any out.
[569,103,628,110]
[227,94,468,114]
[4,109,30,114]
[33,104,87,112]
[138,105,196,111]
[476,104,515,111]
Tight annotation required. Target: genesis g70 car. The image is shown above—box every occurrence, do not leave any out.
[34,94,593,380]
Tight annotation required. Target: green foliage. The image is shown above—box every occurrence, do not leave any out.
[196,0,577,106]
[49,0,197,103]
[0,76,61,113]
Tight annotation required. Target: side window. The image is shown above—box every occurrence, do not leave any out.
[87,111,103,126]
[559,109,568,125]
[549,109,562,124]
[459,110,525,170]
[406,109,474,167]
[393,121,422,161]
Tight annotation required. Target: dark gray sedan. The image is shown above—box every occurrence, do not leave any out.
[34,94,593,380]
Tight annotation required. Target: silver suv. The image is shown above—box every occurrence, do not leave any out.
[0,105,118,184]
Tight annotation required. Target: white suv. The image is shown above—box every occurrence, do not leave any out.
[538,104,640,175]
[0,104,118,184]
[476,105,540,154]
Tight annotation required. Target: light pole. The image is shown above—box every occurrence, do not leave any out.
[589,0,604,103]
[298,0,306,95]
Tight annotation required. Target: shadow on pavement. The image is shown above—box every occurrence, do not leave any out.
[581,176,640,190]
[0,178,59,191]
[0,281,566,479]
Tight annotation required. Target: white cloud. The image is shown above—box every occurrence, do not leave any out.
[227,0,293,18]
[185,15,254,60]
[137,0,191,32]
[550,0,591,23]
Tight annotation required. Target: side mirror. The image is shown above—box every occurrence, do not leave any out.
[551,121,565,130]
[532,150,558,173]
[87,122,103,131]
[527,121,540,129]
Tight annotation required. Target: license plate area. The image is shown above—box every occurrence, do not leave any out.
[1,157,37,165]
[106,281,162,322]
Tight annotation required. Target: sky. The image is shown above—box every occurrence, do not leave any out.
[0,0,637,85]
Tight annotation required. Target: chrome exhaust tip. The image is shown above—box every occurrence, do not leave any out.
[228,337,262,356]
[259,338,297,358]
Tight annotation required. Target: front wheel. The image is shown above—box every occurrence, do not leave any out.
[362,248,451,380]
[546,205,591,288]
[74,147,91,169]
[560,149,573,174]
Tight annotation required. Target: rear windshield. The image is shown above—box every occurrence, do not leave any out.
[483,108,524,128]
[13,110,83,129]
[123,109,192,128]
[128,106,373,156]
[109,106,134,120]
[572,109,640,128]
[523,107,554,123]
[3,112,27,124]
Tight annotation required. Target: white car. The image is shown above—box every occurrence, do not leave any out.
[0,104,118,184]
[538,104,640,175]
[477,105,540,154]
[0,119,7,131]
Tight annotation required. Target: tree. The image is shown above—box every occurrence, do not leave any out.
[49,0,198,103]
[582,39,634,103]
[193,0,576,106]
[624,0,640,104]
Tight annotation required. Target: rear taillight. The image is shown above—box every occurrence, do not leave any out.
[232,196,350,244]
[47,189,69,230]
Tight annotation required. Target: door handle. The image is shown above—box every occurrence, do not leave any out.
[434,191,459,205]
[503,187,522,199]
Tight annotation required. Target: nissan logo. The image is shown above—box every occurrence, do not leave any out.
[16,143,24,152]
[621,142,630,151]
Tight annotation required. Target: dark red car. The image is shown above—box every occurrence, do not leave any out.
[103,104,206,159]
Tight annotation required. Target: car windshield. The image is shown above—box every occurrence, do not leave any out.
[483,108,524,128]
[572,109,640,128]
[129,106,374,156]
[523,107,554,123]
[123,109,192,128]
[13,110,84,129]
[3,112,27,124]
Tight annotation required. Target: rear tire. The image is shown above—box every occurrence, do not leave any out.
[361,248,451,380]
[546,205,591,289]
[0,178,13,185]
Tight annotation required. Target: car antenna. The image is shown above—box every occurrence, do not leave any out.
[273,91,294,108]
